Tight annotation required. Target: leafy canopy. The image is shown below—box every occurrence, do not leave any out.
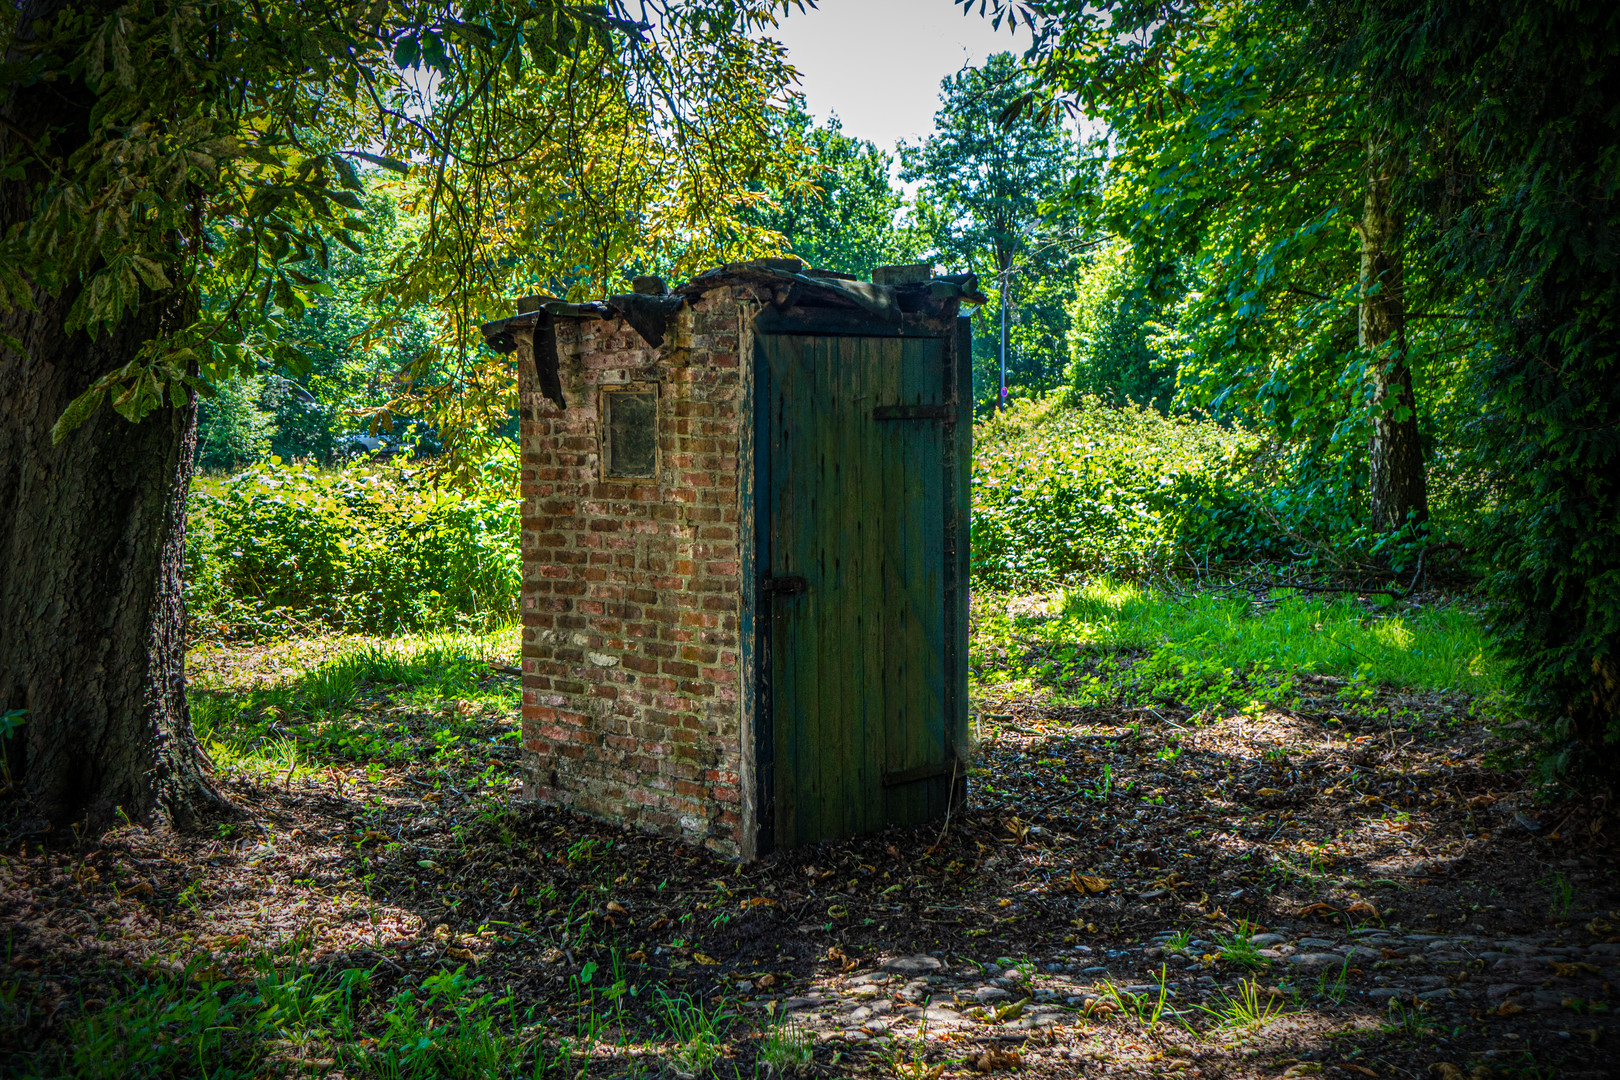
[0,0,814,449]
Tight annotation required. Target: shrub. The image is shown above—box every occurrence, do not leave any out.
[185,455,519,639]
[970,394,1270,585]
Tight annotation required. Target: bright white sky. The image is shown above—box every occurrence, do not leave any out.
[767,0,1032,154]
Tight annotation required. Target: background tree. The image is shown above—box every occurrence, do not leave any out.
[1359,0,1620,777]
[0,0,809,829]
[751,108,919,277]
[901,52,1082,410]
[978,0,1450,539]
[973,0,1619,779]
[1065,241,1181,411]
[195,175,443,470]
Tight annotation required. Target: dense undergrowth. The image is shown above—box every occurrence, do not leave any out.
[970,396,1265,585]
[186,397,1478,640]
[970,395,1483,590]
[185,457,520,639]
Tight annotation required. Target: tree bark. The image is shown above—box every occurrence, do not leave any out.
[1360,138,1429,534]
[0,0,221,831]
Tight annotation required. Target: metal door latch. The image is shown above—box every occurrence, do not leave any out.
[762,576,807,596]
[873,404,953,421]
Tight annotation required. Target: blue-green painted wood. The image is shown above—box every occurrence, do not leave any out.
[760,333,953,848]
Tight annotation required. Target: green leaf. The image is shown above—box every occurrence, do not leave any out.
[50,385,108,444]
[393,34,419,68]
[132,256,171,291]
[348,151,411,175]
[421,31,449,75]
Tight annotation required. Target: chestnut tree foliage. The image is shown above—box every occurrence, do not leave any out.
[0,0,812,825]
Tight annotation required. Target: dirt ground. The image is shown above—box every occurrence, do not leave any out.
[2,627,1618,1079]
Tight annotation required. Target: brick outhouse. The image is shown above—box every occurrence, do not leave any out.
[481,259,982,858]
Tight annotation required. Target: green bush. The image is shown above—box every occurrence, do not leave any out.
[185,455,520,639]
[970,394,1271,585]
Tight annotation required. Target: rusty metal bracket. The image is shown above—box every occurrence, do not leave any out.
[873,404,953,421]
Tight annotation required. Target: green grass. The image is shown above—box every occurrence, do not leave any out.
[29,950,528,1080]
[188,626,520,772]
[973,578,1501,710]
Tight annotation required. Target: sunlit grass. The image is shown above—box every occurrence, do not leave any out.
[187,625,521,770]
[974,578,1503,706]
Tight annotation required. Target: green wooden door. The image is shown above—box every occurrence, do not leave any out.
[758,333,954,849]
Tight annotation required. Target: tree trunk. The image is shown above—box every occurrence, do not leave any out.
[0,0,221,832]
[1360,138,1429,534]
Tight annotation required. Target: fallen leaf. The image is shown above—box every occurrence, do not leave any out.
[1429,1066,1464,1080]
[606,901,627,914]
[1340,1066,1379,1078]
[1070,871,1112,895]
[1551,961,1600,977]
[1256,787,1286,797]
[445,947,478,963]
[1297,903,1337,918]
[647,916,671,931]
[741,896,779,909]
[1575,1028,1601,1045]
[757,973,776,988]
[693,953,720,966]
[993,997,1030,1022]
[1345,900,1379,917]
[627,950,646,963]
[1282,1065,1323,1077]
[1490,1001,1524,1017]
[974,1048,1020,1073]
[359,830,390,844]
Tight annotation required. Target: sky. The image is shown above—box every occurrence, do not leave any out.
[766,0,1032,155]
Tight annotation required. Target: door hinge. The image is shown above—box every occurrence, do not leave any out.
[761,576,807,597]
[873,404,953,421]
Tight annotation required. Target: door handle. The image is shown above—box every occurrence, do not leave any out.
[762,576,807,597]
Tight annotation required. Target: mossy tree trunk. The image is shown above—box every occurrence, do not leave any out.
[1360,138,1429,535]
[0,0,221,831]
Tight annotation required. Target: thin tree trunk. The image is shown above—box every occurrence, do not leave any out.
[0,0,222,831]
[1360,138,1428,534]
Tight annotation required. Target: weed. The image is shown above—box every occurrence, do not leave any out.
[1101,967,1175,1030]
[1540,871,1576,917]
[885,1024,943,1080]
[1165,928,1193,952]
[758,1017,815,1077]
[1214,926,1267,972]
[1380,997,1431,1037]
[658,990,733,1078]
[1316,957,1352,1004]
[1196,979,1292,1030]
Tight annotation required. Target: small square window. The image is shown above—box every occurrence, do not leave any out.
[603,388,658,478]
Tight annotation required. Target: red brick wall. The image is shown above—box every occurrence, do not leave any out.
[515,287,753,856]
